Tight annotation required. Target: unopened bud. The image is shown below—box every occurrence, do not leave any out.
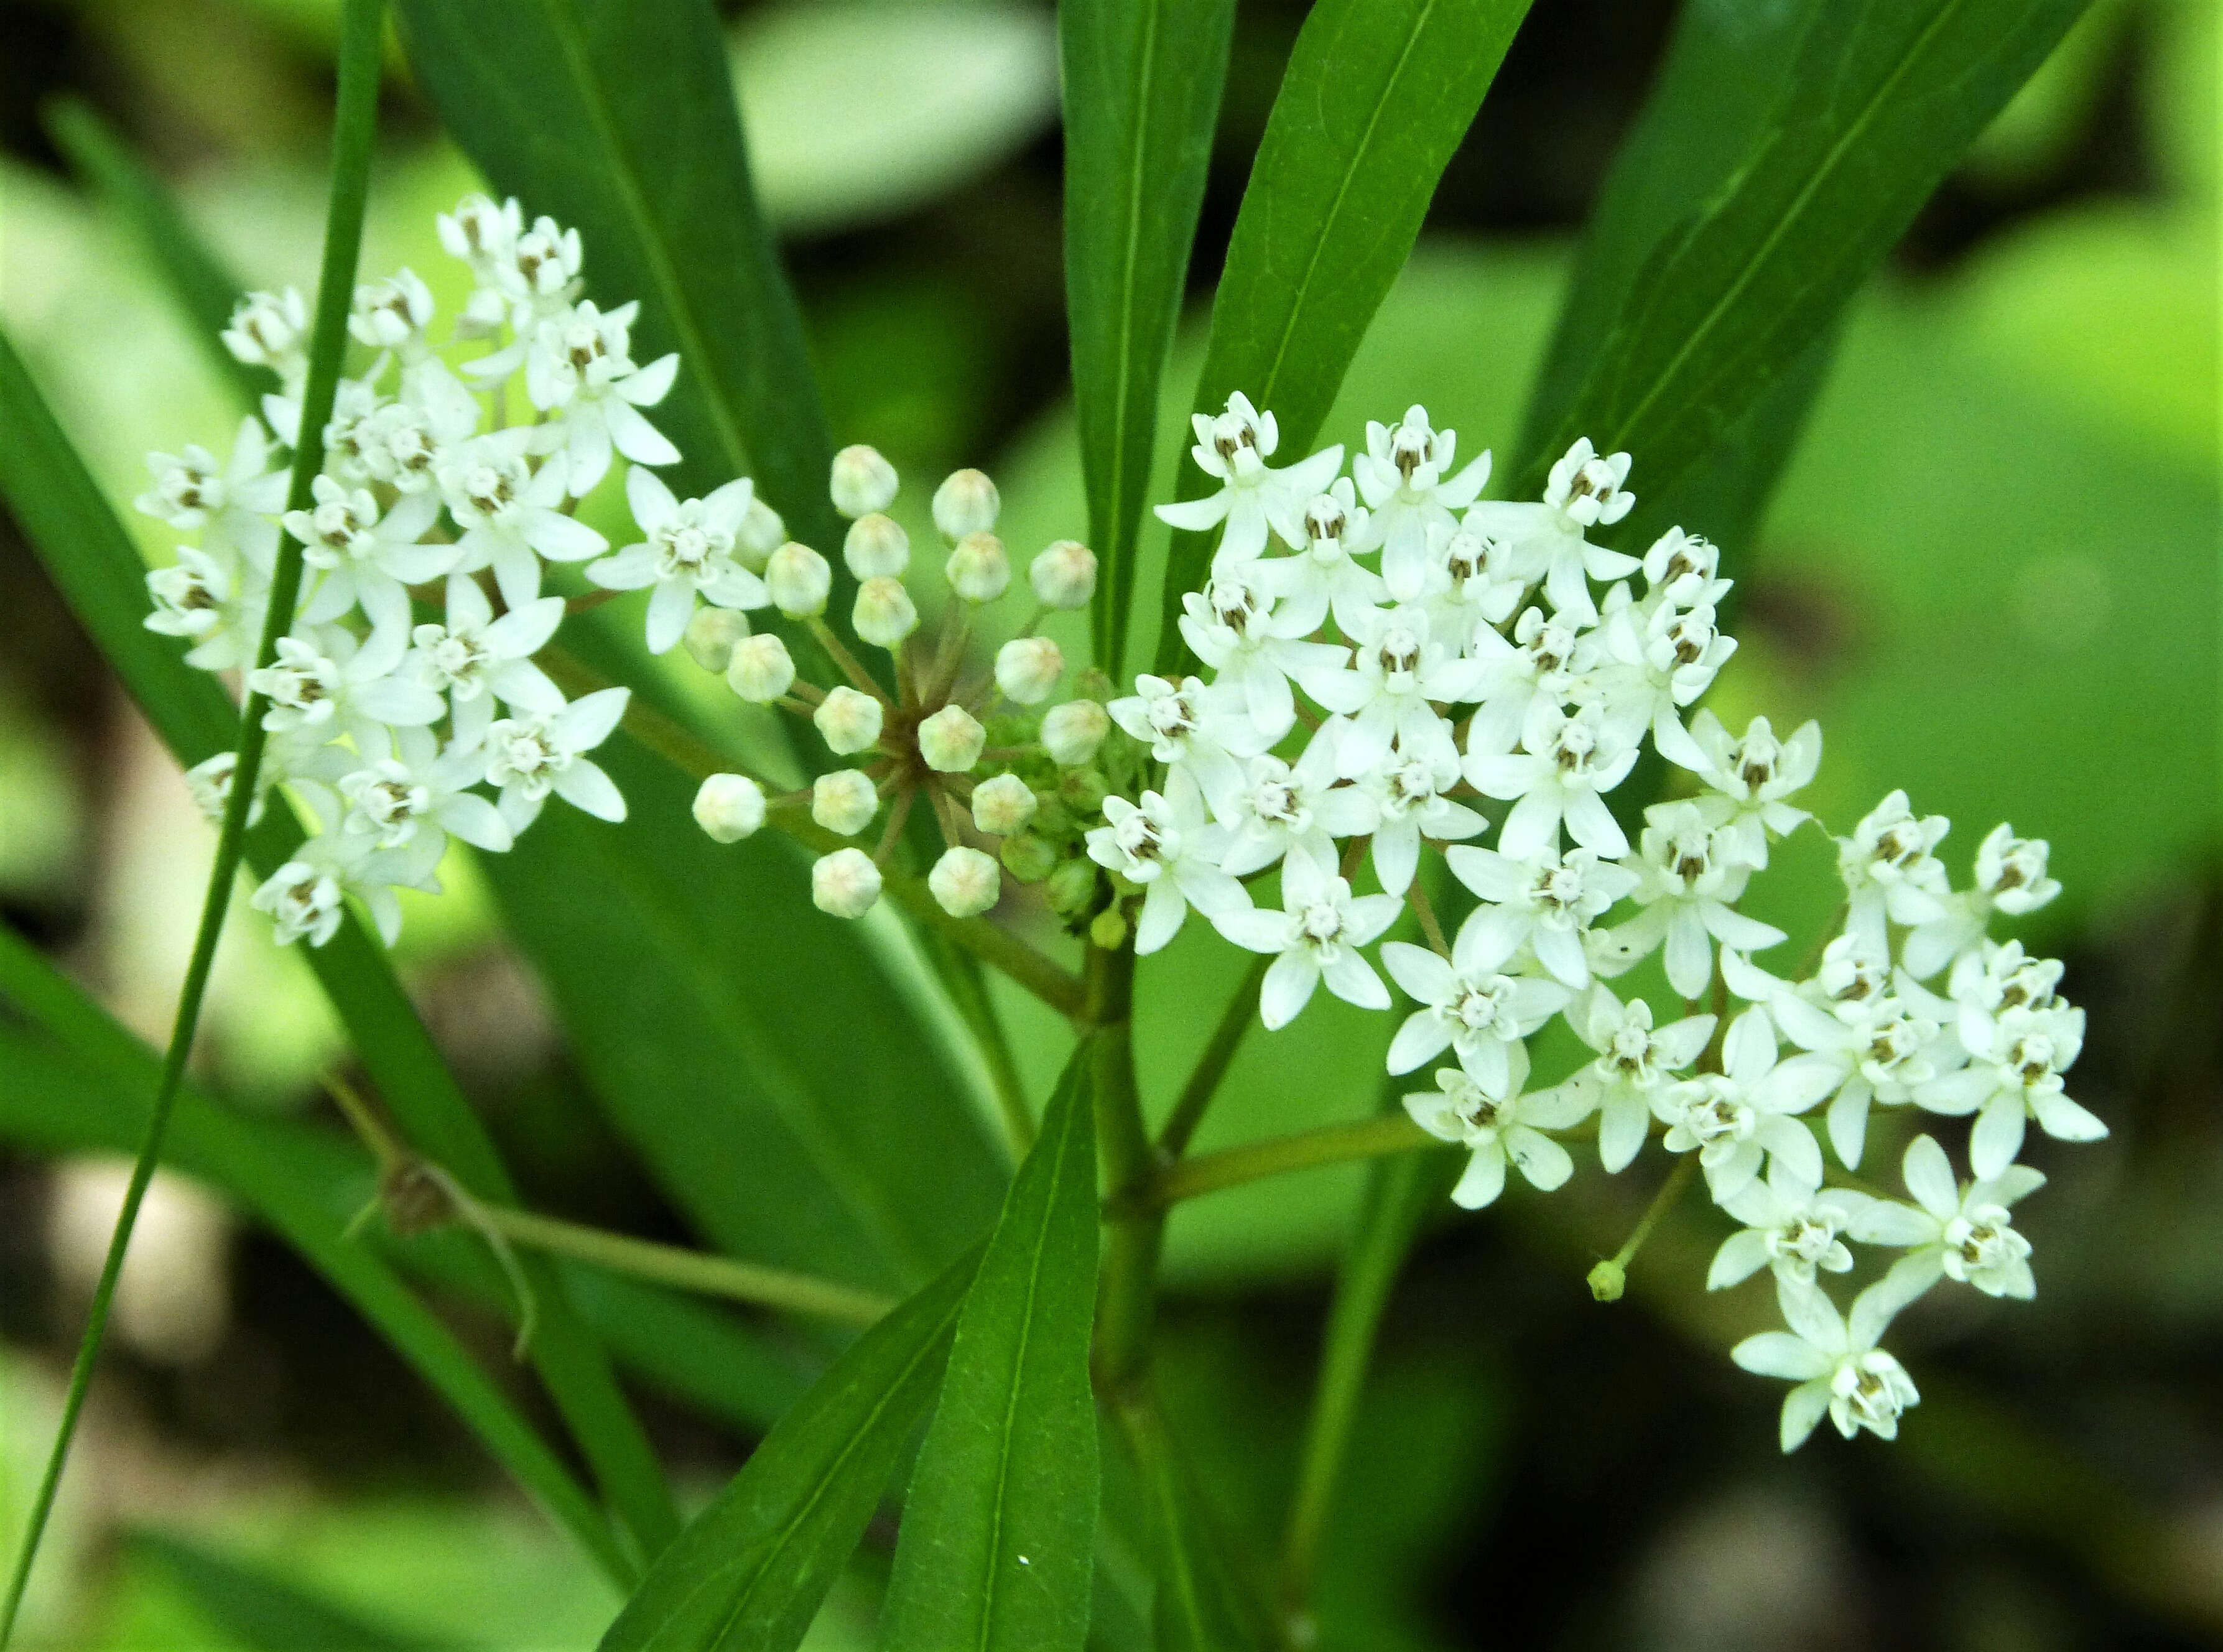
[932,467,1000,541]
[928,846,1001,917]
[994,636,1062,705]
[735,497,786,570]
[1587,1260,1627,1303]
[917,703,986,773]
[1089,907,1129,950]
[811,769,879,837]
[945,531,1009,603]
[692,773,766,842]
[813,685,884,755]
[1045,857,1098,918]
[1000,833,1057,883]
[971,773,1038,836]
[852,575,919,648]
[1029,540,1097,609]
[811,847,883,918]
[766,541,832,616]
[682,607,750,674]
[843,513,910,580]
[1058,768,1108,814]
[726,633,796,702]
[830,443,899,518]
[1041,699,1109,766]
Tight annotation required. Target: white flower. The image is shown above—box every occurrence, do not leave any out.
[481,211,582,335]
[439,429,610,608]
[1446,843,1638,991]
[1084,769,1247,955]
[1732,1276,1919,1450]
[134,417,287,568]
[1559,984,1714,1171]
[287,476,454,648]
[1461,439,1640,625]
[1605,800,1786,998]
[1216,722,1376,879]
[1836,790,1951,954]
[437,193,523,286]
[248,628,445,743]
[1594,583,1736,769]
[1850,1134,2043,1301]
[1902,824,2061,978]
[248,796,429,948]
[1652,1007,1837,1200]
[1154,393,1343,568]
[354,366,481,494]
[1422,516,1524,653]
[1403,1049,1588,1209]
[222,288,309,382]
[1261,477,1386,636]
[1943,939,2064,1055]
[1462,606,1597,758]
[482,687,631,833]
[1380,926,1569,1090]
[1362,728,1485,898]
[524,300,680,493]
[349,267,437,356]
[1918,1001,2103,1179]
[1640,527,1730,609]
[1686,711,1821,870]
[1348,405,1492,601]
[1465,701,1638,860]
[1106,674,1265,813]
[1332,606,1483,777]
[333,726,513,884]
[407,574,567,748]
[1176,568,1358,744]
[588,470,768,654]
[251,856,350,949]
[1210,845,1399,1028]
[1708,1162,1873,1290]
[145,545,268,671]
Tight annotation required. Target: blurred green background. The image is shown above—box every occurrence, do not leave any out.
[0,0,2216,1646]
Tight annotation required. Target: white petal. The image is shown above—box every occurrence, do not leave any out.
[1260,949,1321,1029]
[554,758,626,822]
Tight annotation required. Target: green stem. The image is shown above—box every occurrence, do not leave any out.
[1151,1113,1441,1210]
[1155,954,1266,1160]
[0,4,384,1640]
[1088,945,1161,1399]
[1279,1151,1441,1643]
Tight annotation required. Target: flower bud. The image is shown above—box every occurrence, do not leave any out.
[993,636,1062,705]
[726,633,796,702]
[735,497,786,570]
[1029,539,1097,610]
[971,773,1038,836]
[829,443,899,518]
[814,685,885,756]
[1058,768,1108,815]
[931,468,1000,541]
[853,575,919,649]
[1041,699,1109,766]
[945,532,1010,603]
[692,773,766,843]
[682,607,750,674]
[1088,907,1129,951]
[928,846,1001,918]
[843,513,910,580]
[811,769,879,837]
[917,703,986,773]
[766,542,832,616]
[1000,833,1057,883]
[1045,857,1098,918]
[812,847,883,918]
[1587,1260,1627,1302]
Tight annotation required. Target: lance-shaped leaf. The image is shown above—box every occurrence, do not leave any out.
[1153,0,1533,670]
[878,1046,1102,1651]
[598,1251,978,1652]
[1513,0,2094,514]
[392,0,835,546]
[1060,0,1236,678]
[128,1531,454,1652]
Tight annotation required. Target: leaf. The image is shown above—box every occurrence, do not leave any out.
[878,1044,1102,1652]
[1513,0,2094,508]
[391,0,836,543]
[1059,0,1235,678]
[474,733,1009,1295]
[0,325,677,1569]
[598,1252,978,1652]
[1105,1392,1268,1652]
[1153,0,1534,670]
[128,1530,453,1652]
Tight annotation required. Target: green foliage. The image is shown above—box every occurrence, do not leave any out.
[124,1532,450,1652]
[1105,1394,1268,1652]
[1153,0,1533,670]
[879,1047,1102,1651]
[1059,0,1236,677]
[598,1253,978,1652]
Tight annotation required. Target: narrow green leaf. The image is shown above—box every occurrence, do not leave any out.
[1154,0,1533,670]
[1513,0,2092,509]
[391,0,835,544]
[1060,0,1236,678]
[0,322,677,1567]
[42,96,274,409]
[598,1252,978,1652]
[129,1530,453,1652]
[1107,1392,1268,1652]
[878,1046,1102,1652]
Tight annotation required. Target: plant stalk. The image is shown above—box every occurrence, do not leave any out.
[1087,944,1161,1399]
[1151,1112,1441,1210]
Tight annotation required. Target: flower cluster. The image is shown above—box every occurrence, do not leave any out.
[1083,395,2104,1450]
[141,195,684,946]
